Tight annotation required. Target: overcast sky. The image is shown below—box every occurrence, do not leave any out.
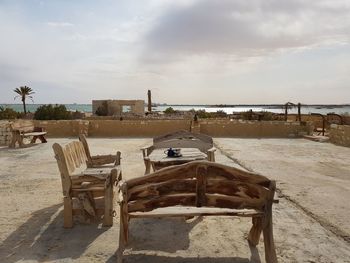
[1,0,350,104]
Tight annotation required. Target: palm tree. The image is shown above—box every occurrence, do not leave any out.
[14,86,35,114]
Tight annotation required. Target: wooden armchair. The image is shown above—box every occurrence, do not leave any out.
[117,161,277,263]
[53,140,122,228]
[141,130,216,174]
[79,134,121,168]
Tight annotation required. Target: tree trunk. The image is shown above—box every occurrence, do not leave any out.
[22,97,27,115]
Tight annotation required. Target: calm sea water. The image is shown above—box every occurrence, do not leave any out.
[1,104,349,115]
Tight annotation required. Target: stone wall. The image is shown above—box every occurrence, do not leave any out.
[0,119,314,145]
[0,121,12,146]
[33,120,89,137]
[199,120,313,138]
[88,120,192,137]
[329,124,350,147]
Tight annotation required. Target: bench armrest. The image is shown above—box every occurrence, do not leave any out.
[89,151,121,166]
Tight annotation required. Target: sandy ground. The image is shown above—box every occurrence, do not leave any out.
[0,138,349,263]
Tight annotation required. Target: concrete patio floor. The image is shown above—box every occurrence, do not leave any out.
[0,138,349,263]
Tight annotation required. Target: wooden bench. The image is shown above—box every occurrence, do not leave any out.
[141,130,216,174]
[117,161,277,263]
[79,134,121,168]
[9,120,47,148]
[53,140,122,228]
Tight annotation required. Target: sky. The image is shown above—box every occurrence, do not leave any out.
[0,0,350,104]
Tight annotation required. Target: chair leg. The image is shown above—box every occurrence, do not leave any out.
[263,205,278,263]
[63,197,73,228]
[248,217,263,246]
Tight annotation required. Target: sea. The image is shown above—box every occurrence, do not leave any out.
[1,104,350,115]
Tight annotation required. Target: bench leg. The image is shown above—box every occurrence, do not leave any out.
[9,134,17,148]
[117,203,128,263]
[31,136,38,144]
[63,197,73,228]
[103,183,113,227]
[263,204,278,263]
[248,217,263,246]
[39,135,47,143]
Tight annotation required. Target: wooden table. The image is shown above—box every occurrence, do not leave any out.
[147,148,208,171]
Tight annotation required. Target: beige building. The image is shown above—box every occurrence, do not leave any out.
[92,100,145,116]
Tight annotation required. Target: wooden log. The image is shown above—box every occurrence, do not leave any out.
[196,165,207,207]
[128,194,197,213]
[205,193,265,210]
[128,179,197,201]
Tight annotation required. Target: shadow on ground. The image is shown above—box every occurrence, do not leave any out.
[128,216,203,252]
[108,254,260,263]
[0,204,108,262]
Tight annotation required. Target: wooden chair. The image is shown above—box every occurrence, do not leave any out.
[117,161,278,263]
[53,140,122,228]
[141,130,216,174]
[79,134,121,168]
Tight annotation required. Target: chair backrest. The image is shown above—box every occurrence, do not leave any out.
[10,120,34,133]
[78,134,92,163]
[120,161,274,214]
[52,141,88,196]
[153,130,213,152]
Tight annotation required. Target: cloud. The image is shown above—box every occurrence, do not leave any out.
[143,0,350,60]
[47,22,74,27]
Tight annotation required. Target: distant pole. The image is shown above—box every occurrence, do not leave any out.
[284,103,288,121]
[147,90,152,113]
[297,103,301,122]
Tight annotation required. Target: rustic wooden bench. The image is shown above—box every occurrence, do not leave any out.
[9,120,47,148]
[79,134,121,168]
[53,140,122,228]
[141,130,216,174]
[117,161,277,263]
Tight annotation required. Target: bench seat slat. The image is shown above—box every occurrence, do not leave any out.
[22,132,47,137]
[129,206,263,218]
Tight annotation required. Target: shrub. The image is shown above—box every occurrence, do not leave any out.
[0,107,23,119]
[164,107,178,114]
[34,104,72,120]
[95,101,108,116]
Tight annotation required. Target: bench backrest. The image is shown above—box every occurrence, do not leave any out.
[119,161,274,214]
[153,130,213,152]
[78,134,93,163]
[10,120,34,133]
[52,141,88,196]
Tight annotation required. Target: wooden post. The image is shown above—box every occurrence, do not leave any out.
[117,184,128,263]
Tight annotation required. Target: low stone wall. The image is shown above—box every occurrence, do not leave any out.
[33,120,89,137]
[199,120,313,138]
[88,120,192,137]
[0,121,12,146]
[329,124,350,147]
[0,119,314,144]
